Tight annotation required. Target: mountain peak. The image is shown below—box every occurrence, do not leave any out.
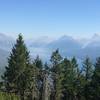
[59,35,73,41]
[92,33,100,40]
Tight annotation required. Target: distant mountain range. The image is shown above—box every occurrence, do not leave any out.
[0,33,100,79]
[0,33,100,67]
[27,33,100,61]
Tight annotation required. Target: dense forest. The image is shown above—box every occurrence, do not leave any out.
[0,34,100,100]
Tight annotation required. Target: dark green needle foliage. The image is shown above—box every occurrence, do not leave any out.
[91,57,100,100]
[2,34,32,100]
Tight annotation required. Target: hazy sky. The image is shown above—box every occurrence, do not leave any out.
[0,0,99,38]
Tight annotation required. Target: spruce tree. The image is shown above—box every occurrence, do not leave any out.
[28,63,39,100]
[2,34,31,100]
[33,56,43,100]
[58,58,71,100]
[82,57,93,100]
[91,57,100,100]
[63,57,79,100]
[50,49,62,100]
[70,57,79,100]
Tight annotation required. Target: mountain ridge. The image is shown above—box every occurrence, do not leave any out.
[0,33,100,62]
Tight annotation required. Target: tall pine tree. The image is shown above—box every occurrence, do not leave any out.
[33,55,44,100]
[91,57,100,100]
[82,57,93,100]
[61,57,79,100]
[2,34,31,100]
[50,49,62,100]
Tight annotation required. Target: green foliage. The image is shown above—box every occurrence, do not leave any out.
[83,57,93,81]
[81,57,94,100]
[1,34,100,100]
[2,34,32,100]
[0,92,20,100]
[91,57,100,100]
[50,49,63,100]
[33,56,44,100]
[59,57,79,100]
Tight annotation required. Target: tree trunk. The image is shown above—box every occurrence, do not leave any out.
[20,90,24,100]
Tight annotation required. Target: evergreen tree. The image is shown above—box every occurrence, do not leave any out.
[2,34,31,100]
[33,56,43,100]
[91,57,100,100]
[34,55,43,69]
[50,49,62,100]
[58,58,71,100]
[83,57,93,82]
[70,57,79,100]
[62,57,78,100]
[28,64,39,100]
[82,57,93,100]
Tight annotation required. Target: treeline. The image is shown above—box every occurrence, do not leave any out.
[0,34,100,100]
